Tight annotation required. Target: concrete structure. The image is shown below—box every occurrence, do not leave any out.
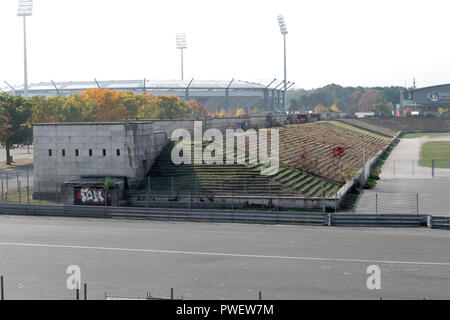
[33,121,168,200]
[33,115,293,201]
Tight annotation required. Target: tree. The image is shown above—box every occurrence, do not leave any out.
[186,100,210,118]
[138,94,191,119]
[250,107,265,116]
[215,109,227,117]
[119,91,150,119]
[235,108,246,117]
[0,94,33,165]
[314,105,330,113]
[330,104,341,113]
[31,96,65,123]
[358,89,383,112]
[438,107,448,115]
[80,89,128,122]
[370,103,391,116]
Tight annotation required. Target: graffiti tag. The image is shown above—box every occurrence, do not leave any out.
[76,187,105,204]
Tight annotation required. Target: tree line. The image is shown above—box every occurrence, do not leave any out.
[0,89,251,165]
[287,83,406,115]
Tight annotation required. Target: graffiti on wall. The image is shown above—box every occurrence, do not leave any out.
[75,187,106,205]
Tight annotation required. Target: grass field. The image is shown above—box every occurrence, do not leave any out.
[419,141,450,168]
[1,187,56,205]
[402,132,450,139]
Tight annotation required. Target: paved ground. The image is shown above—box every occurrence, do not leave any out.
[0,146,33,163]
[0,165,33,192]
[380,136,450,179]
[356,136,450,215]
[0,215,449,300]
[0,147,34,191]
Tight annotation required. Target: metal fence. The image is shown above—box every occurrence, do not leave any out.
[380,159,450,179]
[0,203,449,230]
[355,192,420,214]
[431,216,450,230]
[133,176,332,197]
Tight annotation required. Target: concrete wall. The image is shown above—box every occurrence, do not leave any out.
[33,121,169,196]
[33,114,292,198]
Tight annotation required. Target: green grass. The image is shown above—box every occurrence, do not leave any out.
[1,187,57,205]
[419,141,450,168]
[363,138,399,189]
[402,132,450,139]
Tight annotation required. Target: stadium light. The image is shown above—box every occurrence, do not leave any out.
[176,33,187,80]
[17,0,33,98]
[277,14,288,113]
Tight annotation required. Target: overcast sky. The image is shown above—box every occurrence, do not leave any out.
[1,0,449,90]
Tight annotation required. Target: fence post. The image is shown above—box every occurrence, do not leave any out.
[6,173,8,203]
[170,288,174,300]
[84,283,87,300]
[16,171,19,194]
[195,176,198,197]
[38,182,41,204]
[335,192,338,213]
[147,177,150,208]
[188,192,191,220]
[1,275,4,300]
[1,178,3,202]
[375,193,378,214]
[412,160,414,177]
[171,177,174,196]
[416,193,419,215]
[232,192,234,210]
[18,181,21,204]
[76,288,80,300]
[321,183,325,214]
[432,160,435,178]
[26,170,29,204]
[258,291,262,300]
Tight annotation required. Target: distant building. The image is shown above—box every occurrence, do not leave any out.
[401,83,450,115]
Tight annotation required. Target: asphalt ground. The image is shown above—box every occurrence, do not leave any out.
[357,137,450,215]
[0,215,449,300]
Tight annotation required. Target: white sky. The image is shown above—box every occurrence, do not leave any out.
[1,0,450,90]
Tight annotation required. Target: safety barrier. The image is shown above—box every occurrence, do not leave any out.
[0,203,447,229]
[330,214,427,227]
[431,216,450,230]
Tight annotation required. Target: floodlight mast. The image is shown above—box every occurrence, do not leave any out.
[277,14,288,113]
[176,33,187,80]
[17,0,33,98]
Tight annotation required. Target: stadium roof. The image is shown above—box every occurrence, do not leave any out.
[1,79,272,93]
[0,79,286,112]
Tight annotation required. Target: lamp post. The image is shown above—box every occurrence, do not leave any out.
[277,14,288,113]
[176,33,187,80]
[17,0,33,98]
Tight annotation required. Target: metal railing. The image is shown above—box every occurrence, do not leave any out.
[0,203,448,230]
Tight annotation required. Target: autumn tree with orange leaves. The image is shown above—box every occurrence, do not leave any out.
[80,89,128,122]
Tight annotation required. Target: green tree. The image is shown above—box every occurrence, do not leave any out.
[0,94,33,165]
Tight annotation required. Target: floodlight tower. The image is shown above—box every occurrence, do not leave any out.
[176,33,187,80]
[277,14,288,113]
[17,0,33,98]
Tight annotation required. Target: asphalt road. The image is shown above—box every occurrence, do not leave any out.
[357,136,450,215]
[0,215,449,300]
